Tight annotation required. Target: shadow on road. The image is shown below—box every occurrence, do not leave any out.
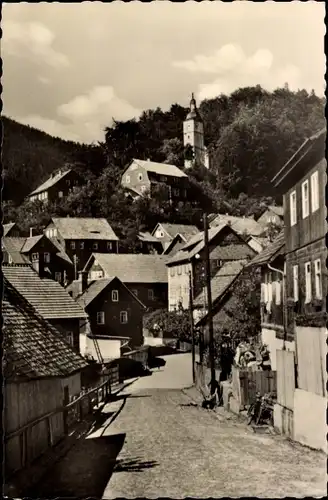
[25,433,126,499]
[113,457,159,473]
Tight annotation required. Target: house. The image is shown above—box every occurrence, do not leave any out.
[209,213,266,238]
[166,222,256,311]
[245,235,269,254]
[3,277,88,477]
[270,128,327,452]
[151,222,200,252]
[121,159,193,203]
[2,234,73,285]
[3,222,21,238]
[246,232,290,370]
[82,253,168,311]
[43,217,119,278]
[2,264,88,353]
[73,274,147,350]
[136,232,163,254]
[257,205,284,228]
[27,167,81,204]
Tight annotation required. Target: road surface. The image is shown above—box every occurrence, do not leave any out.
[26,353,326,499]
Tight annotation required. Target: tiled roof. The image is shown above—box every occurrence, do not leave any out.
[87,253,169,283]
[193,260,246,308]
[210,214,265,237]
[156,223,200,241]
[2,265,88,320]
[21,235,44,253]
[130,159,188,178]
[210,244,255,261]
[247,232,285,267]
[268,205,284,217]
[48,237,73,264]
[138,232,161,243]
[2,238,30,264]
[3,278,88,380]
[167,223,228,265]
[51,217,119,241]
[76,277,147,309]
[4,223,16,236]
[28,169,71,196]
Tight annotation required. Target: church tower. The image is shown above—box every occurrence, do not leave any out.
[183,93,207,169]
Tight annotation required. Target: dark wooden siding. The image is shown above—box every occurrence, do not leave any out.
[49,318,81,353]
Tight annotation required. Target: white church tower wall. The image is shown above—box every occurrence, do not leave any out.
[183,93,208,169]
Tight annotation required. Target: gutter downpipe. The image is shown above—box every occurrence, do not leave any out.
[267,263,287,350]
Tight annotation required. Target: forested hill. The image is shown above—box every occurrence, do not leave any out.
[3,86,325,244]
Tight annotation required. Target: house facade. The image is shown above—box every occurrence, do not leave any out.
[83,253,168,311]
[75,275,146,348]
[43,217,119,278]
[27,168,81,205]
[167,223,256,312]
[257,206,284,228]
[151,222,200,252]
[3,222,21,238]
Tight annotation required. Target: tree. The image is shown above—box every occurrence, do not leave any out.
[143,306,192,342]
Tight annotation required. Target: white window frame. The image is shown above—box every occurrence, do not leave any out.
[58,191,64,198]
[71,241,76,250]
[148,289,154,301]
[177,265,182,275]
[67,332,74,346]
[32,252,39,261]
[111,290,119,302]
[275,278,281,305]
[97,311,105,325]
[170,267,175,277]
[107,242,112,251]
[293,265,299,302]
[55,272,61,282]
[267,272,273,311]
[120,311,128,324]
[80,242,84,249]
[301,179,309,219]
[304,262,312,304]
[314,259,322,299]
[8,255,13,264]
[262,273,268,303]
[310,171,319,213]
[290,190,297,226]
[44,252,50,263]
[125,175,131,184]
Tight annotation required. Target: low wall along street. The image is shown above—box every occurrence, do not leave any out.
[293,388,327,453]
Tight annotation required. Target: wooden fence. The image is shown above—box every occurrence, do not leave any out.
[276,349,295,411]
[295,326,327,397]
[232,366,277,409]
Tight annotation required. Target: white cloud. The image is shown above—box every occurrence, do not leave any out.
[13,114,81,142]
[2,20,69,68]
[173,43,313,100]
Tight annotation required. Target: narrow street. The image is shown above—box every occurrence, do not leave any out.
[27,353,326,499]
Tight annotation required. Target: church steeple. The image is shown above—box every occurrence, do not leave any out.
[183,92,206,169]
[185,93,202,122]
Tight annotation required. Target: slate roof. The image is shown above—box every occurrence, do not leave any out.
[129,159,188,178]
[2,265,88,320]
[193,260,246,308]
[87,253,169,283]
[3,278,88,380]
[29,169,71,196]
[247,232,285,267]
[4,223,17,236]
[48,237,73,264]
[2,238,30,264]
[210,214,265,237]
[21,235,44,253]
[76,277,147,309]
[210,244,254,261]
[156,223,200,242]
[51,218,119,241]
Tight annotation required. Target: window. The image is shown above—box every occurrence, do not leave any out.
[125,175,130,184]
[184,265,189,274]
[8,255,13,264]
[275,278,281,305]
[301,180,309,219]
[120,311,128,324]
[55,272,61,282]
[290,190,297,226]
[261,280,268,303]
[107,242,112,251]
[138,173,143,181]
[293,265,299,302]
[32,252,39,261]
[67,332,74,346]
[177,265,182,275]
[111,290,119,302]
[141,185,147,193]
[71,241,75,250]
[97,311,105,324]
[267,272,273,309]
[173,188,180,196]
[132,289,138,297]
[314,259,322,299]
[93,242,98,250]
[170,267,175,277]
[304,262,312,304]
[44,252,50,263]
[80,242,84,249]
[311,171,319,212]
[148,289,154,300]
[58,191,64,198]
[91,270,103,280]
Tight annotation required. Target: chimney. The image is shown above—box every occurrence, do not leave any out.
[78,270,88,294]
[30,227,34,237]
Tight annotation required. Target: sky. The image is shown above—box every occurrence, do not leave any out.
[2,1,326,145]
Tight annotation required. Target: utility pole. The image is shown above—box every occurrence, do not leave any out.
[189,270,195,383]
[203,212,216,396]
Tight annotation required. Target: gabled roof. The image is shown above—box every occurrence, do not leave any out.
[48,237,73,264]
[138,232,161,243]
[210,214,265,237]
[2,238,30,264]
[21,234,44,253]
[85,253,169,283]
[153,223,200,242]
[76,277,147,309]
[247,231,285,267]
[127,159,188,178]
[3,278,88,380]
[3,222,18,236]
[50,218,119,241]
[2,265,88,320]
[267,205,284,217]
[193,260,246,308]
[162,234,187,256]
[28,169,71,196]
